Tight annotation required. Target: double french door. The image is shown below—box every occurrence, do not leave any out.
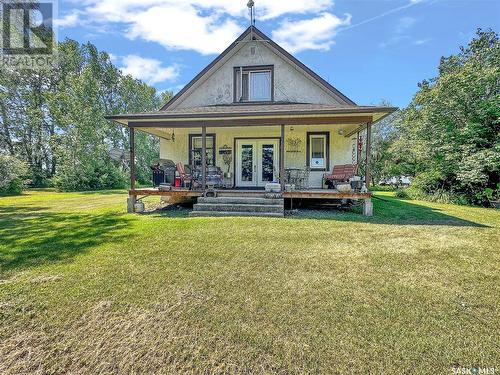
[235,139,280,187]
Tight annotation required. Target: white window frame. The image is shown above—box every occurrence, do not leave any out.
[248,70,272,101]
[235,66,273,103]
[308,133,328,171]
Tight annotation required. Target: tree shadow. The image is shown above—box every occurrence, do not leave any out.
[0,205,132,273]
[287,196,489,227]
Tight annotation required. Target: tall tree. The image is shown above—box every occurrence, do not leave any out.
[391,29,500,203]
[0,39,167,191]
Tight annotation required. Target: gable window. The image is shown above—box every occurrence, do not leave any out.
[189,134,216,168]
[234,66,274,102]
[307,132,330,171]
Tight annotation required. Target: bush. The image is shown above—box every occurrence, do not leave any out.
[54,161,127,192]
[403,186,469,205]
[0,154,28,195]
[394,189,409,199]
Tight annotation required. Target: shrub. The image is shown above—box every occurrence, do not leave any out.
[0,154,28,195]
[394,189,409,199]
[53,159,127,192]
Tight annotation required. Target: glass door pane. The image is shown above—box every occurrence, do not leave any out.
[261,144,274,182]
[241,144,254,182]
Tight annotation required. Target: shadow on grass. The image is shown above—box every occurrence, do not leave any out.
[77,190,127,196]
[0,205,132,273]
[288,196,488,227]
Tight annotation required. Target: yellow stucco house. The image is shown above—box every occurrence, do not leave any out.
[108,26,396,217]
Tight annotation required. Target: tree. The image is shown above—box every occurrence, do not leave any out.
[391,29,500,203]
[0,39,166,191]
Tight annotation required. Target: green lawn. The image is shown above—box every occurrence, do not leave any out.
[0,190,499,374]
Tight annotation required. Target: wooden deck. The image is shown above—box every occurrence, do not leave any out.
[129,188,372,200]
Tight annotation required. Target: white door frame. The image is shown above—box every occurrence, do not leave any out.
[235,138,280,188]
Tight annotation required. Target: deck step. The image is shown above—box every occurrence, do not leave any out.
[197,197,283,205]
[190,196,285,218]
[189,211,284,218]
[193,203,284,214]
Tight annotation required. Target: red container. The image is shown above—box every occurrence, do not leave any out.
[175,177,181,188]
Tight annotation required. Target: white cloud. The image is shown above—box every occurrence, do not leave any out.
[127,6,243,55]
[120,55,180,84]
[255,0,334,20]
[272,13,351,54]
[70,0,339,54]
[54,10,83,28]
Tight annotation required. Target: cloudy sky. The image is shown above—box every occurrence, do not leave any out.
[57,0,500,107]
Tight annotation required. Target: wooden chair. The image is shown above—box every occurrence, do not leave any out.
[323,164,358,188]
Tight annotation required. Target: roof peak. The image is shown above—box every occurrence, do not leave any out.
[160,24,356,111]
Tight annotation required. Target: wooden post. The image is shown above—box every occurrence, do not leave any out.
[280,124,285,192]
[365,122,372,187]
[129,127,136,190]
[357,131,362,164]
[128,126,136,213]
[363,198,373,217]
[201,125,207,192]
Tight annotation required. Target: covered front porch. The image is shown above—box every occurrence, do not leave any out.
[107,104,396,216]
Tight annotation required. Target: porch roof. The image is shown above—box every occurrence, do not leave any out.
[106,103,397,130]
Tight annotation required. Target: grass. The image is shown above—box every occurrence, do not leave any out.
[0,190,499,374]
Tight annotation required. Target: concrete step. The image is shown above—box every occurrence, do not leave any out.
[189,211,284,218]
[193,203,284,213]
[197,197,284,205]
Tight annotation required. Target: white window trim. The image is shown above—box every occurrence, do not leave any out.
[235,67,273,102]
[309,134,328,170]
[248,70,272,101]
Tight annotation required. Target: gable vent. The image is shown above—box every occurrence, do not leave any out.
[250,46,256,56]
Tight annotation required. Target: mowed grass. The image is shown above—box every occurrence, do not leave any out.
[0,190,499,374]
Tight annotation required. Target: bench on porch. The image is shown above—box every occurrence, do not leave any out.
[323,164,359,188]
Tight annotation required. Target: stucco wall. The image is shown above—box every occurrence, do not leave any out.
[160,125,357,188]
[173,40,342,109]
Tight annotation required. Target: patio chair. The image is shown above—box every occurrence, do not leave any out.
[176,162,195,189]
[297,168,310,190]
[323,164,358,189]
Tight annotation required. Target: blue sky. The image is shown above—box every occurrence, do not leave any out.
[56,0,500,107]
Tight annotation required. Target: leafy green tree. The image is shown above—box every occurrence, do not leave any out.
[0,38,167,191]
[392,29,500,204]
[0,154,28,195]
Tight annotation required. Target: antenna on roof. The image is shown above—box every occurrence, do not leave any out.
[247,0,255,27]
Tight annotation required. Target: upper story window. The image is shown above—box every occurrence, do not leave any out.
[234,65,274,103]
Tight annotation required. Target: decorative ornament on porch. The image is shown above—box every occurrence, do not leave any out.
[219,144,233,174]
[286,137,302,153]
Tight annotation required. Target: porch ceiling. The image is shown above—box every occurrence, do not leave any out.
[106,103,397,132]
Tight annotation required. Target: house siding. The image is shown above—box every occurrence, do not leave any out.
[173,40,343,109]
[160,125,357,188]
